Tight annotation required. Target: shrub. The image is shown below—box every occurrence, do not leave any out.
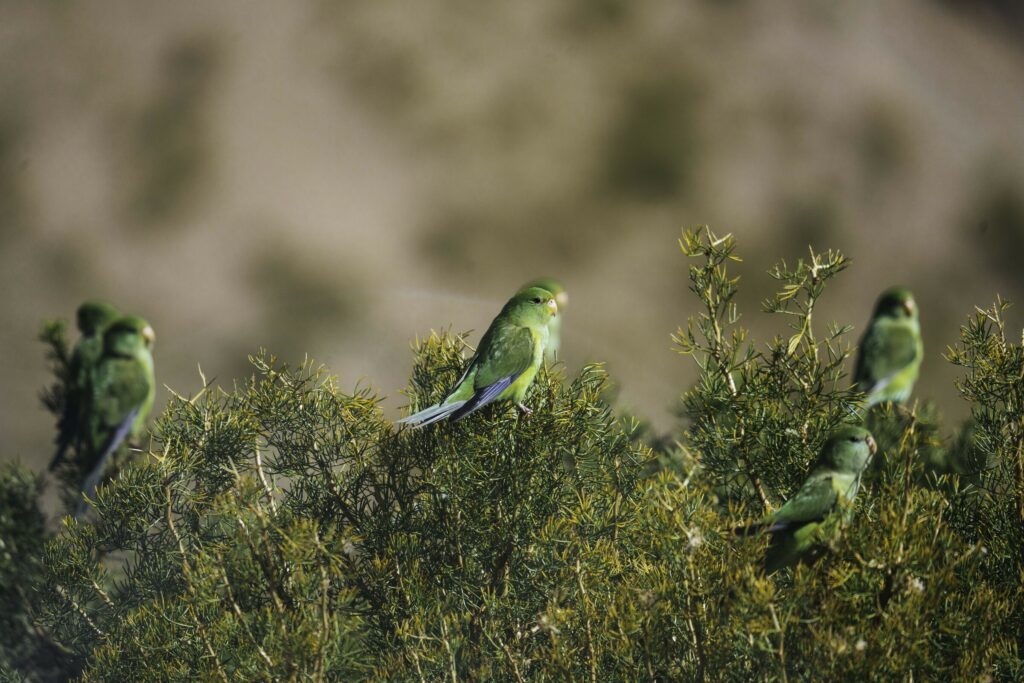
[6,229,1022,681]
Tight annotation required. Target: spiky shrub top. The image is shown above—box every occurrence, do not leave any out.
[674,228,861,514]
[945,299,1024,648]
[17,230,1024,682]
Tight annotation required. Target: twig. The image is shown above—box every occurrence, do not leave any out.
[768,603,788,683]
[55,584,106,639]
[575,559,598,683]
[89,577,116,610]
[254,438,278,513]
[441,619,458,683]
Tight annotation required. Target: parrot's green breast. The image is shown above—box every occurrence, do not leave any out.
[498,325,547,403]
[831,471,860,502]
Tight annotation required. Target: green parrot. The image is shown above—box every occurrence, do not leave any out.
[518,277,567,361]
[398,286,559,428]
[736,426,877,573]
[854,287,923,409]
[49,301,122,471]
[75,315,156,517]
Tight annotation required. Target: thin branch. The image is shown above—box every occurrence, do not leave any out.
[575,559,598,683]
[55,584,106,639]
[217,550,275,670]
[254,438,278,514]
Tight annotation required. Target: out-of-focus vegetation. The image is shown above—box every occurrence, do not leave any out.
[3,231,1022,680]
[0,464,72,681]
[122,36,219,227]
[4,1,1024,476]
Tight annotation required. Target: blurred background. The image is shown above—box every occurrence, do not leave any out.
[3,0,1024,471]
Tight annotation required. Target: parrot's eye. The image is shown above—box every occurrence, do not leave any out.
[849,436,859,443]
[531,297,542,304]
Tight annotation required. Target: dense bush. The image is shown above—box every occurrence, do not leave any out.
[4,229,1023,681]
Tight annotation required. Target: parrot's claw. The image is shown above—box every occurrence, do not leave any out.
[516,402,533,417]
[894,403,915,420]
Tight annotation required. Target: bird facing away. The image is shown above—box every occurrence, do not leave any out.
[398,286,559,428]
[854,287,922,409]
[518,277,567,361]
[49,301,122,472]
[75,315,156,518]
[736,426,877,574]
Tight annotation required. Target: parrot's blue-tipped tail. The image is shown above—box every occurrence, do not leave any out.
[397,401,469,429]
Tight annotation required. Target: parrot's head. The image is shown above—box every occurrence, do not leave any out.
[873,287,918,322]
[818,426,877,474]
[76,301,121,336]
[104,315,156,357]
[519,277,568,311]
[506,286,558,325]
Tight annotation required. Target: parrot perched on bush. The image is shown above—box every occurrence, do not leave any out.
[736,426,877,573]
[75,315,156,517]
[518,277,567,361]
[49,301,122,471]
[854,287,922,409]
[398,286,559,428]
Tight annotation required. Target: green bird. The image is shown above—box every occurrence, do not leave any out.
[75,315,156,517]
[398,286,559,428]
[518,277,568,361]
[49,301,122,471]
[854,287,923,409]
[736,426,877,573]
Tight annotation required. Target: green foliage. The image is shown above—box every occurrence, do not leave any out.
[674,228,857,512]
[37,320,83,513]
[9,229,1024,680]
[33,347,650,681]
[37,320,71,422]
[945,299,1024,631]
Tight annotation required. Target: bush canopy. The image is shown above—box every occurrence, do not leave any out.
[3,228,1022,681]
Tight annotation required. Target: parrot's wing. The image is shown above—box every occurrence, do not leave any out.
[855,323,919,395]
[448,325,535,423]
[447,375,517,422]
[765,476,839,532]
[93,359,151,432]
[76,359,149,517]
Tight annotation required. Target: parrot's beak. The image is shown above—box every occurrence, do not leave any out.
[556,291,569,309]
[547,299,558,317]
[866,435,877,457]
[902,299,916,316]
[142,325,156,346]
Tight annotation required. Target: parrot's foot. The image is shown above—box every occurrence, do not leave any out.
[516,402,533,417]
[893,403,916,420]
